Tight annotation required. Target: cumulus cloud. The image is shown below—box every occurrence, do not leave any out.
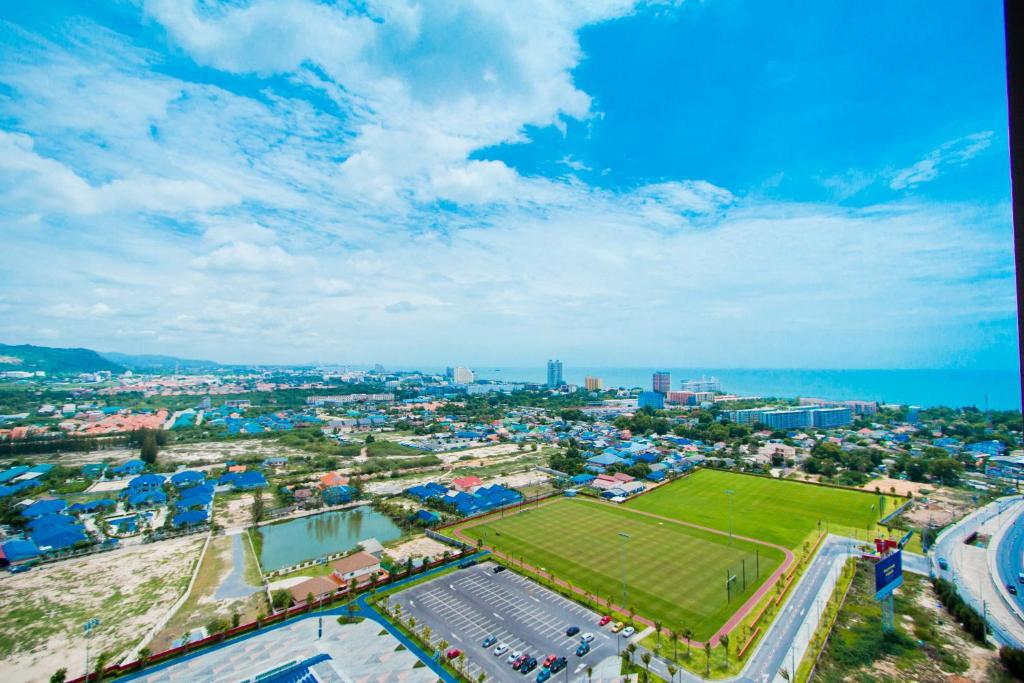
[0,2,1016,369]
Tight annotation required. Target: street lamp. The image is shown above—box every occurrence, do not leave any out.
[83,617,100,682]
[618,532,630,609]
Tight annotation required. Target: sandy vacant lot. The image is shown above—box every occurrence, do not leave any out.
[384,536,450,565]
[0,536,204,683]
[859,477,931,497]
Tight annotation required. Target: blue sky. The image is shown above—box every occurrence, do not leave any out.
[0,0,1017,369]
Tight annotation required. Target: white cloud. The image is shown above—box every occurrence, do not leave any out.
[0,3,1016,369]
[890,132,994,190]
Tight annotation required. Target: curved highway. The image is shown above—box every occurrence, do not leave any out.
[995,504,1024,614]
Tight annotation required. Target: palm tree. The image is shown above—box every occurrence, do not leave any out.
[669,628,678,661]
[456,651,466,672]
[408,616,416,630]
[654,620,662,644]
[720,633,730,666]
[393,603,402,619]
[421,624,431,643]
[641,651,652,676]
[704,642,712,677]
[587,665,593,683]
[684,628,693,658]
[667,663,677,682]
[438,639,449,654]
[779,667,791,681]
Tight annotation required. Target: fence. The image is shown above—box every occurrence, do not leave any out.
[64,547,475,683]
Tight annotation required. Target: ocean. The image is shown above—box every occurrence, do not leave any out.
[461,367,1023,410]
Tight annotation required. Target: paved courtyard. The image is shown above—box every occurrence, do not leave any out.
[392,561,618,682]
[127,616,436,683]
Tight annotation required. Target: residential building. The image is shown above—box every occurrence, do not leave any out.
[546,360,564,388]
[680,376,722,393]
[452,366,475,384]
[666,391,695,405]
[330,551,382,584]
[585,376,603,391]
[652,371,671,394]
[638,391,665,410]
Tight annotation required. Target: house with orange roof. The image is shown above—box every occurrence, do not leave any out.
[319,472,349,489]
[452,475,482,492]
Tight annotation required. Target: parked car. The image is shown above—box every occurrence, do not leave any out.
[576,641,591,657]
[494,643,510,656]
[621,626,636,638]
[610,621,625,633]
[1009,584,1019,595]
[513,653,529,670]
[938,557,949,570]
[508,650,522,665]
[521,657,538,673]
[8,565,31,574]
[536,668,551,682]
[446,648,461,659]
[599,615,612,626]
[550,656,567,673]
[493,565,507,573]
[482,635,497,648]
[566,625,580,637]
[580,632,594,643]
[543,655,557,668]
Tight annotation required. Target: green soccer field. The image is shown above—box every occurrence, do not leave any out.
[626,469,903,550]
[455,498,785,640]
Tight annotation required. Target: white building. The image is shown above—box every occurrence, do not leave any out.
[452,366,475,384]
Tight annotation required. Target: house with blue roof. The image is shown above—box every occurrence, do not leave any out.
[967,440,1006,457]
[570,473,596,486]
[0,466,30,483]
[172,509,209,528]
[646,470,667,482]
[27,514,77,531]
[82,463,109,479]
[414,509,440,525]
[0,538,40,565]
[586,452,626,470]
[0,480,41,499]
[21,498,66,518]
[323,485,354,505]
[126,473,165,494]
[170,471,206,488]
[231,471,268,490]
[31,521,88,552]
[112,460,146,477]
[127,490,167,508]
[405,482,447,502]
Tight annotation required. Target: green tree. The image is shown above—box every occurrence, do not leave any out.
[251,488,265,526]
[720,633,730,666]
[49,669,67,683]
[271,588,292,610]
[704,642,712,676]
[140,431,158,465]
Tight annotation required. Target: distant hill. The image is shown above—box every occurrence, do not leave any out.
[101,352,222,372]
[0,344,125,374]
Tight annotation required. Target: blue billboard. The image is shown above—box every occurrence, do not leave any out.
[875,550,903,601]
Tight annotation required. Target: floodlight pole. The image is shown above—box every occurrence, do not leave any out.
[83,617,99,683]
[725,489,735,546]
[618,532,630,609]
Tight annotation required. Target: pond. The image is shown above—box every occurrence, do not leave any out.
[257,505,403,572]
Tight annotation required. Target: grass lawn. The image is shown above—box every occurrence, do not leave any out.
[455,498,784,640]
[627,470,903,550]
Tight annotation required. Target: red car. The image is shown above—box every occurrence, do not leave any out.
[446,648,461,659]
[512,653,529,670]
[543,654,557,667]
[599,615,612,626]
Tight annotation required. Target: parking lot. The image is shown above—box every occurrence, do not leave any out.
[392,560,620,682]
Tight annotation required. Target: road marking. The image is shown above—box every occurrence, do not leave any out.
[493,612,505,621]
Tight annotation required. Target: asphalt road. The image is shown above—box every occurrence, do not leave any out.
[394,560,617,682]
[933,496,1024,649]
[995,502,1024,613]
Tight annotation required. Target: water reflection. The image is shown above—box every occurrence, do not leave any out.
[259,505,400,571]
